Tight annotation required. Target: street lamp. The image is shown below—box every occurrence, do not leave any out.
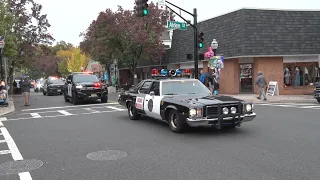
[80,67,84,71]
[211,39,218,56]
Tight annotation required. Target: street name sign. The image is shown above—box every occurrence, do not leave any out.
[167,21,187,30]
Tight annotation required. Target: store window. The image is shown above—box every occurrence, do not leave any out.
[283,63,320,87]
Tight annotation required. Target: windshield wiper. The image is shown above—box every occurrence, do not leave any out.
[164,93,177,95]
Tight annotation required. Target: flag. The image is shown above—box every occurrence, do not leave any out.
[0,35,5,48]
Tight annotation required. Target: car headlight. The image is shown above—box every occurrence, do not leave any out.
[245,104,252,112]
[230,107,237,114]
[76,85,82,89]
[222,107,229,114]
[189,108,203,117]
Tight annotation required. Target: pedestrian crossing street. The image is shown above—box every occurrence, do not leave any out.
[255,102,320,110]
[1,102,127,122]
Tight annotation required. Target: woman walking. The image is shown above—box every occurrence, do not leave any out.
[21,77,31,106]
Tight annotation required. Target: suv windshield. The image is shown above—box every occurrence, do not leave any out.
[73,74,99,83]
[49,79,64,84]
[161,80,211,95]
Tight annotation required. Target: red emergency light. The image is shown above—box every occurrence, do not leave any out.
[184,69,191,74]
[152,69,158,76]
[94,83,101,87]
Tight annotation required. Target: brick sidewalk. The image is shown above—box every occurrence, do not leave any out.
[224,94,316,103]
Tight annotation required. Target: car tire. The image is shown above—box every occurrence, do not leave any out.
[35,89,38,92]
[64,92,69,102]
[168,109,186,133]
[317,98,320,103]
[128,102,140,120]
[101,95,108,103]
[43,91,46,95]
[72,92,78,105]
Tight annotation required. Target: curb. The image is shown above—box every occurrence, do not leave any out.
[0,98,15,117]
[249,100,317,104]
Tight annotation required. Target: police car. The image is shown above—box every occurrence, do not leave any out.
[63,72,108,105]
[314,83,320,103]
[118,69,256,133]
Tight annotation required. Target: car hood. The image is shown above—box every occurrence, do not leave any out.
[164,94,244,107]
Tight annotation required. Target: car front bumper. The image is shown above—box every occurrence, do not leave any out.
[186,112,256,128]
[313,92,320,98]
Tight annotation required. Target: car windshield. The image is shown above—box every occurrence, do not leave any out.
[161,80,211,95]
[49,79,64,84]
[73,74,99,83]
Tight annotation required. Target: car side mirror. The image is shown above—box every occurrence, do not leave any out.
[149,91,155,96]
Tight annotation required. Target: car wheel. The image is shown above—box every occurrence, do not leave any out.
[168,109,186,133]
[72,92,78,105]
[128,102,140,120]
[101,95,108,103]
[317,98,320,103]
[43,90,46,95]
[64,92,69,102]
[35,89,38,92]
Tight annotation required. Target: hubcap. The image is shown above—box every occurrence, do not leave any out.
[129,105,134,116]
[170,113,178,129]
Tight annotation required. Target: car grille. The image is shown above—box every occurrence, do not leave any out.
[206,103,242,117]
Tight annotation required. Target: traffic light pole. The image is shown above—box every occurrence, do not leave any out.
[165,1,199,79]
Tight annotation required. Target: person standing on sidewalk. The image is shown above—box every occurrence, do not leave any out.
[21,77,31,106]
[255,71,267,101]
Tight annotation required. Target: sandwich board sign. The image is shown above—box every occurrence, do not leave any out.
[266,81,279,96]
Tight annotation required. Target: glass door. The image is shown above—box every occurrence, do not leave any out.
[240,63,253,93]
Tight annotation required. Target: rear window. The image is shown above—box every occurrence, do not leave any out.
[73,74,99,83]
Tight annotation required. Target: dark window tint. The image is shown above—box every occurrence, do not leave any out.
[150,82,160,95]
[139,81,152,94]
[49,79,64,84]
[73,74,99,83]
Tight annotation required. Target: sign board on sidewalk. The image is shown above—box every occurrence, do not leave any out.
[266,81,279,96]
[167,21,187,30]
[157,0,166,10]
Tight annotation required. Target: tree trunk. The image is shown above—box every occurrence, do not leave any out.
[106,64,112,85]
[8,65,14,95]
[132,67,137,85]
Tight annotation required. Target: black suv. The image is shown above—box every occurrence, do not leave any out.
[63,72,108,105]
[43,77,64,96]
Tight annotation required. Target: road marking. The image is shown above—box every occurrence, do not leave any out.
[106,106,125,111]
[0,121,3,126]
[0,150,10,154]
[0,139,6,143]
[298,106,320,108]
[0,117,7,121]
[83,108,100,113]
[0,133,2,135]
[0,127,33,179]
[58,110,73,115]
[30,113,41,118]
[21,102,119,111]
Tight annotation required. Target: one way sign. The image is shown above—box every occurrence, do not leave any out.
[157,0,166,10]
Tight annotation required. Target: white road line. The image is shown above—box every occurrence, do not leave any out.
[81,110,117,115]
[30,113,41,118]
[21,102,118,111]
[57,110,73,115]
[0,127,23,160]
[0,127,33,179]
[106,106,126,111]
[0,121,3,126]
[0,133,2,135]
[298,106,320,108]
[0,150,10,155]
[0,139,6,143]
[83,108,100,113]
[0,117,7,121]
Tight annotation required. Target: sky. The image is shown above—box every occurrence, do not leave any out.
[34,0,320,46]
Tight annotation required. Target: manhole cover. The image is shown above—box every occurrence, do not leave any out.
[86,150,128,161]
[0,159,43,175]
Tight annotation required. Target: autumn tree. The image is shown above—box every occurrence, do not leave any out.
[4,0,54,92]
[56,47,90,76]
[31,45,60,77]
[80,3,173,85]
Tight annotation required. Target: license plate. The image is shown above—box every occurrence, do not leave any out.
[57,89,61,92]
[91,94,98,97]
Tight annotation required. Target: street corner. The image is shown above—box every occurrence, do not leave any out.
[0,97,15,117]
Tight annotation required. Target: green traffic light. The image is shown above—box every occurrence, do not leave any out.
[143,9,149,15]
[199,43,203,48]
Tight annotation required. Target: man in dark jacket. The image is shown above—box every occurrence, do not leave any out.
[255,71,267,101]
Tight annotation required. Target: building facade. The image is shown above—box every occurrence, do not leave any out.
[167,8,320,95]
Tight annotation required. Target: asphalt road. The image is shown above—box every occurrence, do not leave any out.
[0,91,320,180]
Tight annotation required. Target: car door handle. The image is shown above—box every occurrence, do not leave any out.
[145,100,148,101]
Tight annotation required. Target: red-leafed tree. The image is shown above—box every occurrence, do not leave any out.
[80,3,174,85]
[31,45,60,77]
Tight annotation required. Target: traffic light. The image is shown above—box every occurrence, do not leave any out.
[135,0,149,17]
[198,32,204,49]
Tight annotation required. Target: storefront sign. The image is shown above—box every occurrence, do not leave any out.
[209,56,224,69]
[266,81,279,96]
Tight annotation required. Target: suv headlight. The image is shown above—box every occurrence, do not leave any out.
[76,85,83,89]
[189,108,203,117]
[243,103,253,113]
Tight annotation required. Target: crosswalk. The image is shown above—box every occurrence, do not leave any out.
[255,102,320,110]
[2,102,127,121]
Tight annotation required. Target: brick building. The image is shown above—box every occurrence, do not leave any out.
[167,8,320,95]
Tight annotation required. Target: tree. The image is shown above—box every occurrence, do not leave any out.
[56,47,90,75]
[51,40,73,55]
[32,45,60,77]
[80,3,173,85]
